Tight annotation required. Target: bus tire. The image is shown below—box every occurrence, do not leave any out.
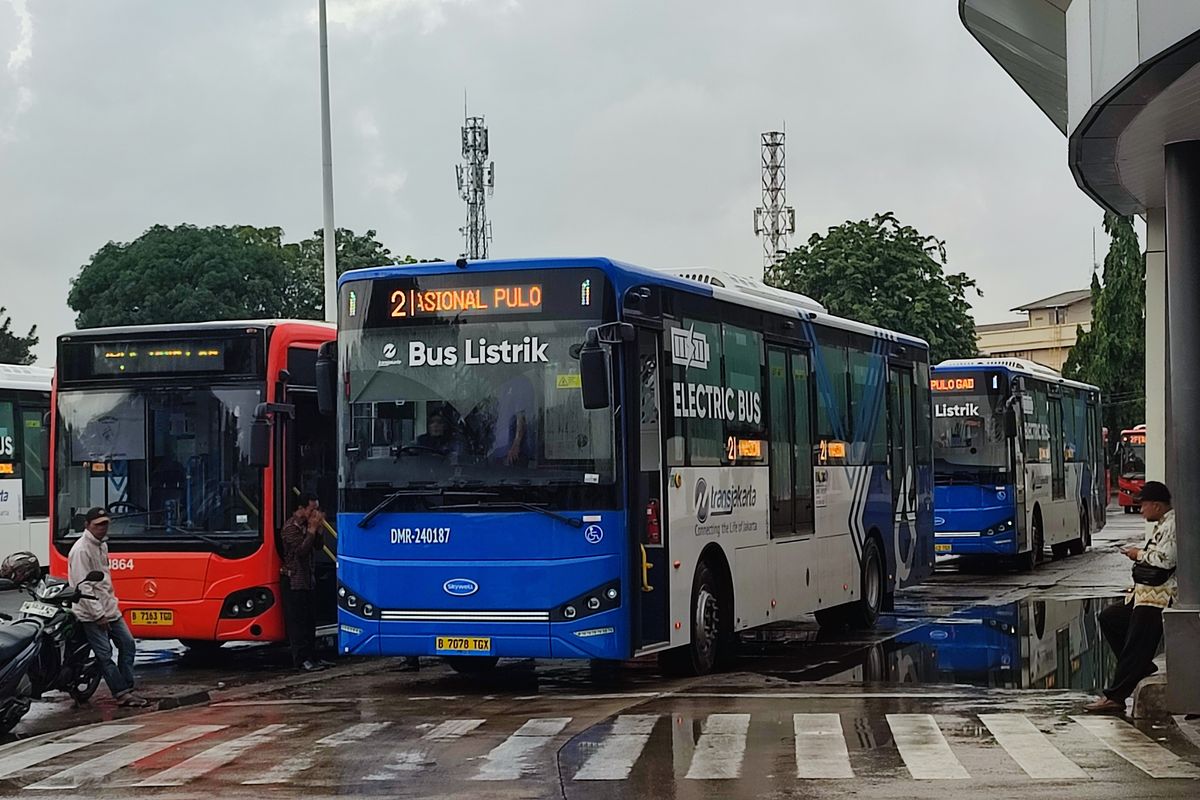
[1067,513,1088,556]
[446,656,499,675]
[1018,513,1044,572]
[659,561,725,676]
[844,537,885,629]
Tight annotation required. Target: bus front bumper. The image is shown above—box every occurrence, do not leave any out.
[933,532,1017,557]
[337,606,626,660]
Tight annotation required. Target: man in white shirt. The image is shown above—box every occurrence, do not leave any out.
[68,508,148,707]
[1085,480,1177,713]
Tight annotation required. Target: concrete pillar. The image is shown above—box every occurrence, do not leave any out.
[1163,142,1200,714]
[1144,208,1168,484]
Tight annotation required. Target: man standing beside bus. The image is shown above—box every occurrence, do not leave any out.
[281,493,327,672]
[68,508,149,707]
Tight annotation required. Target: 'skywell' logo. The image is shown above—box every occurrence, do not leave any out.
[671,326,710,370]
[443,578,479,597]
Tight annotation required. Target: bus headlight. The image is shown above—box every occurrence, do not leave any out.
[552,581,621,622]
[337,582,379,619]
[220,587,275,619]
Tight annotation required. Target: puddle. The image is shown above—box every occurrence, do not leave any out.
[744,595,1123,692]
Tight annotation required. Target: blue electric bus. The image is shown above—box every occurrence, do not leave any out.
[329,258,934,674]
[931,358,1105,569]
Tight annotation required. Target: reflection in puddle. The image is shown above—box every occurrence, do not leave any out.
[889,596,1121,691]
[746,595,1123,692]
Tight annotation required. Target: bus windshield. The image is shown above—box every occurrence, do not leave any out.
[340,319,615,493]
[932,373,1010,483]
[1121,439,1146,478]
[54,386,264,539]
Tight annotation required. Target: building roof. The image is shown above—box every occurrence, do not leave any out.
[975,320,1028,333]
[1012,289,1091,312]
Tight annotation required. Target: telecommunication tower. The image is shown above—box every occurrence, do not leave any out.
[754,131,796,283]
[456,106,495,260]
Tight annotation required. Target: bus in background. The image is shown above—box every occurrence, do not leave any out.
[931,359,1105,570]
[330,257,934,674]
[0,365,52,564]
[1116,425,1146,513]
[49,321,337,655]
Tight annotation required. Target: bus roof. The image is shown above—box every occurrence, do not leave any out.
[339,257,929,349]
[0,363,52,392]
[57,319,336,341]
[934,357,1099,393]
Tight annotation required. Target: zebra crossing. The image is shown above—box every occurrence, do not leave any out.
[0,710,1195,792]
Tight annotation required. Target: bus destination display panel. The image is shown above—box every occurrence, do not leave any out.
[342,267,611,328]
[58,334,262,382]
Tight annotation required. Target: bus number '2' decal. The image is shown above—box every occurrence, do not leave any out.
[391,290,406,318]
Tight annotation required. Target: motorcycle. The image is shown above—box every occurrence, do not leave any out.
[0,569,105,735]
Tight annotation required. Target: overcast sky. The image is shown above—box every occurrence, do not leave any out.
[1,0,1112,364]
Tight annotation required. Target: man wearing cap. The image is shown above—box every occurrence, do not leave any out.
[68,508,148,707]
[1086,480,1177,713]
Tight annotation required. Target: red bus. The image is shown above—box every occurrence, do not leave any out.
[48,321,337,653]
[1116,424,1146,513]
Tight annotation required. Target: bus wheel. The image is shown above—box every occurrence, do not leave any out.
[1068,513,1088,556]
[660,561,724,676]
[446,656,499,675]
[845,538,885,629]
[1018,515,1044,571]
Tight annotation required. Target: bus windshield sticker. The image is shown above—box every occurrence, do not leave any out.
[584,525,604,544]
[584,473,600,484]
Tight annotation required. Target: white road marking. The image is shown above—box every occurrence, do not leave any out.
[684,713,751,780]
[133,724,295,787]
[794,713,854,779]
[242,722,392,785]
[573,715,659,781]
[472,717,572,781]
[886,714,969,780]
[979,714,1087,780]
[1073,715,1200,779]
[28,724,225,790]
[0,725,139,779]
[364,719,486,780]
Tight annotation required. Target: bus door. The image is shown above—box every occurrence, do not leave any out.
[632,327,670,650]
[1049,394,1065,501]
[888,365,917,529]
[1011,390,1028,536]
[281,346,339,628]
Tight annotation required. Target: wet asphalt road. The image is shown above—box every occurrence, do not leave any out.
[0,509,1196,798]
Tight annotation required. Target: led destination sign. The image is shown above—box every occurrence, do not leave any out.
[390,285,543,319]
[94,343,226,375]
[931,377,975,392]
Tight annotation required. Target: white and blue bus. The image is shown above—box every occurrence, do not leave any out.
[0,364,52,565]
[931,358,1105,569]
[330,258,934,674]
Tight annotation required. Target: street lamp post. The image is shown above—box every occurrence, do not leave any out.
[319,0,337,323]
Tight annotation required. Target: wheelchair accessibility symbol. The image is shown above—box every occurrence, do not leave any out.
[584,525,604,544]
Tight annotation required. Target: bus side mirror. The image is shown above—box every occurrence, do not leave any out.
[316,341,338,417]
[1005,408,1018,439]
[249,417,272,468]
[579,331,611,410]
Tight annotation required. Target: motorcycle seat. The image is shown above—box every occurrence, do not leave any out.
[0,622,39,663]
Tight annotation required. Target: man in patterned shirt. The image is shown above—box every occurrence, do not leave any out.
[281,492,327,672]
[1086,480,1177,713]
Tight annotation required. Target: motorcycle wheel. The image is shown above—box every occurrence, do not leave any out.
[67,660,102,705]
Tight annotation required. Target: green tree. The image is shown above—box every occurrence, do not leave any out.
[283,228,421,319]
[768,212,980,362]
[0,307,38,365]
[1064,213,1145,433]
[68,224,296,328]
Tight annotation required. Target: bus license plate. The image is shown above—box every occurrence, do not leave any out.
[435,636,491,654]
[130,610,174,626]
[934,544,953,553]
[20,601,57,619]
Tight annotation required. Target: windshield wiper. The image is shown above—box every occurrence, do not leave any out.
[437,501,584,529]
[357,488,496,529]
[138,525,234,553]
